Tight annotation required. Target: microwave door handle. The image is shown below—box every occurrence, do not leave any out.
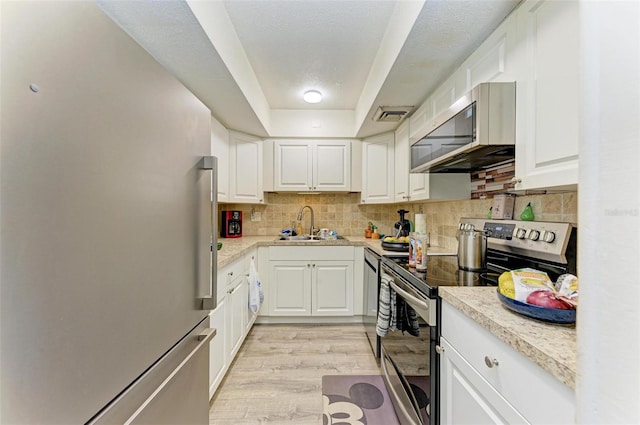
[199,156,217,310]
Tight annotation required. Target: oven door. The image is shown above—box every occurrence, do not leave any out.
[380,265,437,425]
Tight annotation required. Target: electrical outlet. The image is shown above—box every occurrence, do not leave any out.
[251,211,261,221]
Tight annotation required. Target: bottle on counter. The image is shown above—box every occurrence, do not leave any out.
[415,233,428,271]
[408,232,416,268]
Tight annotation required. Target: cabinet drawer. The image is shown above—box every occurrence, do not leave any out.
[269,246,354,261]
[441,302,575,424]
[217,250,256,301]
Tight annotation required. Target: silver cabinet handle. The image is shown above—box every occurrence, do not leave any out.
[484,356,499,368]
[199,156,218,310]
[123,328,216,425]
[435,345,444,354]
[511,177,522,184]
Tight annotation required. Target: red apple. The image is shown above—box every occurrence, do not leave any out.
[526,290,573,310]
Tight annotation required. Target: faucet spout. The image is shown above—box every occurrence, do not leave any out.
[297,205,315,236]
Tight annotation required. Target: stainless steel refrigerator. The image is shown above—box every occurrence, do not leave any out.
[1,2,218,423]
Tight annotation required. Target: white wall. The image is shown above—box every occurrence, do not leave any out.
[577,1,640,423]
[269,109,355,137]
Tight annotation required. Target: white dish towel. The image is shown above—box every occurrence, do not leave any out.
[248,257,263,313]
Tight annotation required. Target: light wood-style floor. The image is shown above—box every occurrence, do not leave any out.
[209,324,381,425]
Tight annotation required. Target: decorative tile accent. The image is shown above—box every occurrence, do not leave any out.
[471,160,515,199]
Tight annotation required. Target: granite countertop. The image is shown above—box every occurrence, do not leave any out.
[216,235,457,268]
[439,287,577,389]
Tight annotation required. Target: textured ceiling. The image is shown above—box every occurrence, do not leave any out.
[224,0,396,110]
[97,0,521,138]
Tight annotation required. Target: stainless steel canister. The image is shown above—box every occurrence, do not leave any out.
[457,225,487,271]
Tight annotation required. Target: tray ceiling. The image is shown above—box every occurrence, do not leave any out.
[98,0,521,138]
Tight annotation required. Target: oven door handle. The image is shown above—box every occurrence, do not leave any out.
[389,280,437,326]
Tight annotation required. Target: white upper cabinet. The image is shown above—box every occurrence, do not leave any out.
[229,131,264,204]
[407,0,579,191]
[361,132,394,204]
[513,0,580,190]
[409,15,518,144]
[273,140,351,192]
[397,121,470,202]
[394,121,410,202]
[210,117,229,203]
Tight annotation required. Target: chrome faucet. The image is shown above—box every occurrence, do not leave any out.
[296,205,315,236]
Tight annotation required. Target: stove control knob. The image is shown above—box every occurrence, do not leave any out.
[515,228,527,239]
[542,230,556,243]
[528,230,540,241]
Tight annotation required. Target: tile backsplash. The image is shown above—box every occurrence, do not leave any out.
[219,191,577,250]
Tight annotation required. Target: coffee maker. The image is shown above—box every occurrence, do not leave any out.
[220,210,242,238]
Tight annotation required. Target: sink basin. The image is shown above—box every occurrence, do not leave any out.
[274,235,348,242]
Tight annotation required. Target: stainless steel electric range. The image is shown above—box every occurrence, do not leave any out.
[378,218,577,425]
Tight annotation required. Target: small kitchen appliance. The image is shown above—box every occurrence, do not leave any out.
[394,209,411,237]
[221,210,242,238]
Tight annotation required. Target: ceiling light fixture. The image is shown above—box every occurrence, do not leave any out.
[303,90,322,104]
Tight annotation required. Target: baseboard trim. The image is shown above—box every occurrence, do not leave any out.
[255,315,365,325]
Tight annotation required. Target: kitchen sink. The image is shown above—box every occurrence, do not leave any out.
[274,235,348,242]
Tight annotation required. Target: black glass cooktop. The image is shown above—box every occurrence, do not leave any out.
[381,254,494,298]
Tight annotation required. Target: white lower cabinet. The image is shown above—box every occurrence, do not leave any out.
[440,337,528,424]
[440,300,575,425]
[269,261,312,315]
[267,246,354,317]
[312,262,353,315]
[225,273,248,360]
[208,300,226,400]
[209,249,258,400]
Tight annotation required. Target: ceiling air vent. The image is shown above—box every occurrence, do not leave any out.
[373,106,413,122]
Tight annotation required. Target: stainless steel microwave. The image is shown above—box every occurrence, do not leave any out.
[410,82,516,173]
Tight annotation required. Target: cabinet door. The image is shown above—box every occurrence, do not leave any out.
[225,276,247,359]
[229,131,264,203]
[312,261,353,316]
[361,132,394,204]
[514,0,579,190]
[268,261,312,316]
[440,337,529,425]
[394,121,410,202]
[274,140,313,191]
[313,140,351,191]
[211,118,229,202]
[208,300,226,400]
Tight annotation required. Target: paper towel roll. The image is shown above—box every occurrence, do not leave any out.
[415,213,427,234]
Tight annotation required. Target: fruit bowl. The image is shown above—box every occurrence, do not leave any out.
[497,290,576,324]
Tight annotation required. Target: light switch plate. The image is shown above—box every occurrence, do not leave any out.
[251,211,261,221]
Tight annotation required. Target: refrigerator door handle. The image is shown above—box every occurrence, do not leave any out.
[200,156,217,310]
[122,327,217,425]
